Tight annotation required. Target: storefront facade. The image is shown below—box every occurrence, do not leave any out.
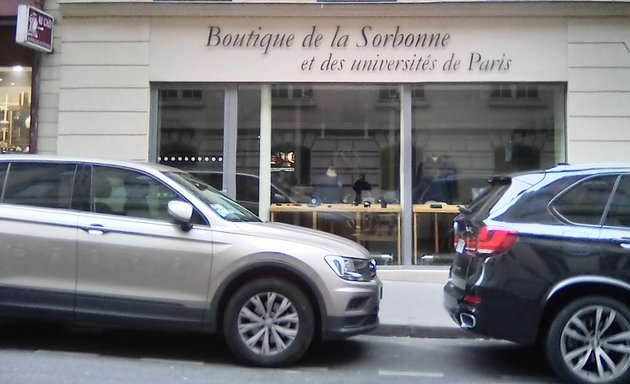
[0,0,38,154]
[34,0,630,265]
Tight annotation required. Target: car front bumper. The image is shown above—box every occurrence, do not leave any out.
[321,280,382,339]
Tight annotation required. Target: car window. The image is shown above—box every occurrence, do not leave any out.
[604,175,630,228]
[552,175,617,225]
[92,166,181,222]
[465,177,509,218]
[189,172,222,190]
[165,171,261,222]
[2,162,77,209]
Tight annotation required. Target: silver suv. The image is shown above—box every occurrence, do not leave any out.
[0,155,381,367]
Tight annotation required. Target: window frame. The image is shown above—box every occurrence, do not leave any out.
[550,174,620,227]
[602,174,630,229]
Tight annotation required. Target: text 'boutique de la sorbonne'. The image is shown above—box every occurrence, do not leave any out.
[205,25,512,73]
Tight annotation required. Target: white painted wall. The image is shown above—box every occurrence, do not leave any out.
[567,18,630,164]
[38,0,61,153]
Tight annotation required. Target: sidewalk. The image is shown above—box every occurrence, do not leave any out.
[371,267,471,339]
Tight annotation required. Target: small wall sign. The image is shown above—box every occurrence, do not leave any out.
[15,4,54,53]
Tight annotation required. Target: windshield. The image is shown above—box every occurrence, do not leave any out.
[164,171,261,223]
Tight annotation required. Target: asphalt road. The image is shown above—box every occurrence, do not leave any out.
[0,323,561,384]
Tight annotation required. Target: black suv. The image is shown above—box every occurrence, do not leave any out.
[444,164,630,384]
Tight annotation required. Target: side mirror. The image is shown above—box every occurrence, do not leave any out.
[168,200,194,231]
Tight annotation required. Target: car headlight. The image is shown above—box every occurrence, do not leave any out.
[325,256,377,282]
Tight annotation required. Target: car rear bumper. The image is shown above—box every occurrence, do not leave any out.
[443,279,539,345]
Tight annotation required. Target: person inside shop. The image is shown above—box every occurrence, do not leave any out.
[413,155,457,204]
[314,165,343,203]
[352,174,372,205]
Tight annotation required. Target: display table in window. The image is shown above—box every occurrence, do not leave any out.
[413,203,461,265]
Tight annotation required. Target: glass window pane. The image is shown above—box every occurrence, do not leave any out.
[412,83,565,206]
[412,83,566,265]
[4,163,76,209]
[270,84,401,263]
[92,166,180,221]
[272,84,400,204]
[553,175,617,225]
[604,175,630,228]
[0,66,32,153]
[157,87,224,172]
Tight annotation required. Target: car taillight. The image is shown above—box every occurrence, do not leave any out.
[465,226,518,257]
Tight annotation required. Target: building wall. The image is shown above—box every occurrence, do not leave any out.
[57,17,150,160]
[39,0,61,154]
[567,18,630,163]
[41,1,151,159]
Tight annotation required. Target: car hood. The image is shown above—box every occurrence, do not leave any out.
[231,221,372,258]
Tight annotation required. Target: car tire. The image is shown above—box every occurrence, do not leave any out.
[223,278,315,367]
[545,296,630,384]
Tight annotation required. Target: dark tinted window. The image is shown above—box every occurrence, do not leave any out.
[3,162,77,209]
[501,174,583,224]
[552,175,617,225]
[465,178,509,218]
[604,175,630,228]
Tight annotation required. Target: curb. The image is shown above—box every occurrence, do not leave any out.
[377,267,450,284]
[372,324,476,339]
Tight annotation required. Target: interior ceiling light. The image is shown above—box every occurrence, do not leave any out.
[12,66,24,72]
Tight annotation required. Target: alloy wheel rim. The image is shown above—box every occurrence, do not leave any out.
[560,304,630,383]
[237,291,299,356]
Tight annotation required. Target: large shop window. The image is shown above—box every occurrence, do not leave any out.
[0,66,31,153]
[155,83,565,266]
[156,85,264,213]
[411,83,565,265]
[269,85,402,265]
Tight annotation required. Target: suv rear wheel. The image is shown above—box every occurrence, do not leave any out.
[223,278,315,367]
[546,296,630,384]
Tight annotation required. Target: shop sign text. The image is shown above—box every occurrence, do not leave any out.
[205,25,512,74]
[15,5,54,53]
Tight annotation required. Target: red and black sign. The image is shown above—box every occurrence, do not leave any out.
[15,5,54,53]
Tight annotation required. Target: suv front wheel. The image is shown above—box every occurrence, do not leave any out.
[223,278,315,367]
[546,296,630,384]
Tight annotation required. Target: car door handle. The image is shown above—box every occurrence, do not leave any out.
[84,224,108,235]
[619,238,630,249]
